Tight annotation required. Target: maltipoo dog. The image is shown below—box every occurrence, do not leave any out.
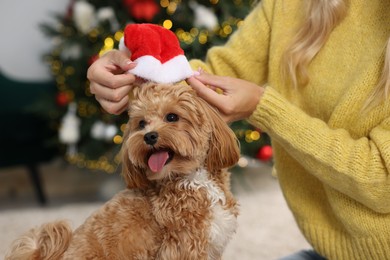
[6,82,240,260]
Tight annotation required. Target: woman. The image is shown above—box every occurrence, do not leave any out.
[87,0,390,259]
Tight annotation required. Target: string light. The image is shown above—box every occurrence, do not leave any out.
[160,0,169,8]
[167,2,178,15]
[113,135,123,144]
[120,124,127,132]
[87,104,98,115]
[114,31,123,41]
[190,28,199,37]
[67,154,118,174]
[65,66,75,76]
[104,37,114,48]
[99,36,115,56]
[176,29,195,45]
[223,24,233,35]
[52,61,62,74]
[56,75,66,85]
[238,129,261,143]
[163,19,173,29]
[88,28,99,42]
[250,131,261,141]
[198,31,208,44]
[77,101,88,117]
[114,154,122,164]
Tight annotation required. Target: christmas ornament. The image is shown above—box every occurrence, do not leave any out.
[61,43,82,60]
[88,54,99,65]
[104,124,118,141]
[59,102,81,156]
[56,92,70,106]
[91,121,118,141]
[91,121,106,139]
[73,1,96,34]
[189,1,218,30]
[256,145,273,161]
[122,0,159,21]
[119,23,193,83]
[96,7,120,32]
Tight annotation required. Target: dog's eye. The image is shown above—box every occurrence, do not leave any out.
[166,113,179,122]
[138,120,146,129]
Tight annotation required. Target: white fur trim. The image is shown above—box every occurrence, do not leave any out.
[129,55,194,83]
[119,37,193,83]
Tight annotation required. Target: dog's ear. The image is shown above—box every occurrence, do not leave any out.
[197,98,240,171]
[121,128,150,189]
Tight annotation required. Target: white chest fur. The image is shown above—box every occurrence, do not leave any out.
[178,169,238,259]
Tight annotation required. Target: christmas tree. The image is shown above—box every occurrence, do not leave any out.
[37,0,272,173]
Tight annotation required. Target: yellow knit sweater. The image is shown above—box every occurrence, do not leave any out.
[190,0,390,259]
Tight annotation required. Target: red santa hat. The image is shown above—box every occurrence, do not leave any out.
[119,23,194,83]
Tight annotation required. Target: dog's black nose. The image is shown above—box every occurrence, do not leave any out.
[144,131,158,145]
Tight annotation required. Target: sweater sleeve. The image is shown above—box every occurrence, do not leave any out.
[189,0,274,85]
[249,86,390,213]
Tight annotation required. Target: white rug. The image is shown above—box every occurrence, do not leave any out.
[0,163,310,259]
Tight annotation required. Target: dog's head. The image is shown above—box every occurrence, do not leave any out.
[121,82,240,189]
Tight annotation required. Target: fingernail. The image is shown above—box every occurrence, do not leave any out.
[192,70,200,76]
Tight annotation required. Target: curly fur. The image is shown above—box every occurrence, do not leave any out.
[5,82,240,260]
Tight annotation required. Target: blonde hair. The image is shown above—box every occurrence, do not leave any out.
[282,0,390,110]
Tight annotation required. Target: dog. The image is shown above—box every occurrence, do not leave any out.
[6,82,240,260]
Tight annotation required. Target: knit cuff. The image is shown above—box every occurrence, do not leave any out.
[248,86,291,135]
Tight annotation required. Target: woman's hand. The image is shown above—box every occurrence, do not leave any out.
[87,50,137,114]
[187,73,264,123]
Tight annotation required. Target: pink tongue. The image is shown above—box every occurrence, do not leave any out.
[148,151,169,173]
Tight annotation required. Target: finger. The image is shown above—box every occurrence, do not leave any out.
[91,83,132,102]
[187,77,226,107]
[109,50,136,71]
[96,95,130,115]
[193,73,229,90]
[88,69,136,89]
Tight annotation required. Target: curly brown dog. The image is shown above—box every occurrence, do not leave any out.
[6,82,239,260]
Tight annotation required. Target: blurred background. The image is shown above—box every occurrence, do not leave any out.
[0,0,309,258]
[0,0,273,208]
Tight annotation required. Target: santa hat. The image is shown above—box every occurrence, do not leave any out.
[119,23,194,83]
